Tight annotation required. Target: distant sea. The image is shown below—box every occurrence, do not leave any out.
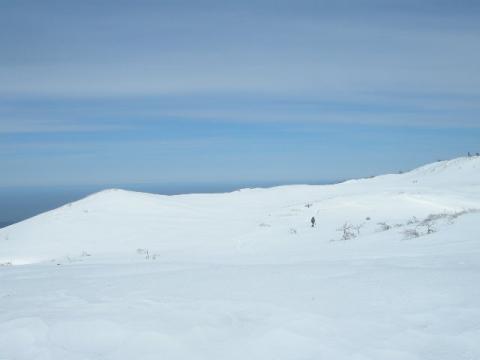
[0,221,14,229]
[0,180,340,226]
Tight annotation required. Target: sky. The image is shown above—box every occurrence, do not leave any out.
[1,0,480,220]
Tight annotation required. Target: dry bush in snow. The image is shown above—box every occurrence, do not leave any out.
[406,216,419,225]
[337,223,357,241]
[377,222,391,231]
[403,228,420,239]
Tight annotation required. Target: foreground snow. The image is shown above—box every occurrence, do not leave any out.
[1,157,480,359]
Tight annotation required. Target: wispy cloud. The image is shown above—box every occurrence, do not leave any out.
[1,1,479,101]
[1,90,479,135]
[1,0,479,186]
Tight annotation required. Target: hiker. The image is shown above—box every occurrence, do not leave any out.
[311,216,316,228]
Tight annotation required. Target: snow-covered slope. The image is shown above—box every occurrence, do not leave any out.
[1,156,479,265]
[1,156,480,360]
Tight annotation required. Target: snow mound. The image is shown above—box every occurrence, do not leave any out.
[401,156,480,184]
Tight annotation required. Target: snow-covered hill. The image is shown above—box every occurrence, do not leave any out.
[1,156,479,265]
[1,156,480,359]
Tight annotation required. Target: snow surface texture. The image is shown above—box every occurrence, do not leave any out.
[1,156,480,359]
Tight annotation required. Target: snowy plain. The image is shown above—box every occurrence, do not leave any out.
[1,157,480,359]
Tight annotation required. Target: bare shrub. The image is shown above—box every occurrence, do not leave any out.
[449,209,479,220]
[337,223,356,241]
[352,223,364,236]
[417,210,478,229]
[136,248,150,259]
[420,222,436,234]
[403,228,420,239]
[406,216,419,225]
[377,222,391,231]
[422,213,449,223]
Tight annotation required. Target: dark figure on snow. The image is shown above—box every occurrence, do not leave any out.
[311,216,316,227]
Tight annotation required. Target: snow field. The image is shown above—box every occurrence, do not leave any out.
[1,156,480,359]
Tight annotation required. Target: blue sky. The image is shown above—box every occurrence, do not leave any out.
[1,0,480,188]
